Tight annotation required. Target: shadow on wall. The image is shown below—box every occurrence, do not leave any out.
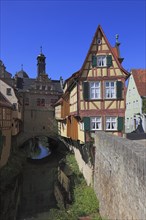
[127,118,146,140]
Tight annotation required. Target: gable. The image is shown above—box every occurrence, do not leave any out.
[79,25,129,79]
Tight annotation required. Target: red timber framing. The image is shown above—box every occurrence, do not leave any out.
[56,25,130,143]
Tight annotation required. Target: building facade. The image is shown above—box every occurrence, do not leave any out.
[125,69,146,133]
[0,79,23,136]
[0,51,63,141]
[14,51,63,137]
[0,92,12,167]
[55,25,130,144]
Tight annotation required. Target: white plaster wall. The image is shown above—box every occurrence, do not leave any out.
[125,75,143,133]
[0,80,18,108]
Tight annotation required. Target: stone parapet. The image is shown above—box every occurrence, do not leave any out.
[94,131,146,220]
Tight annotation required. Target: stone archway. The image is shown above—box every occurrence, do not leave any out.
[16,137,68,220]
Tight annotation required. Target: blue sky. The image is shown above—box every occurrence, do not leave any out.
[0,0,146,80]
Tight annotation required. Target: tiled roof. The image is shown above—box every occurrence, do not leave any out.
[112,47,119,57]
[132,69,146,97]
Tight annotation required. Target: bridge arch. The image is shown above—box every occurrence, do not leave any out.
[12,131,59,148]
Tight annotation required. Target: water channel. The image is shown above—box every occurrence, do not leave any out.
[17,136,67,220]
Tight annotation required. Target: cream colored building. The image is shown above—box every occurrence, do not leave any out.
[125,69,146,133]
[0,79,23,136]
[55,25,130,144]
[0,92,12,167]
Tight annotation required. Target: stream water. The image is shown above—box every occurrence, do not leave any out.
[17,137,67,220]
[31,143,51,159]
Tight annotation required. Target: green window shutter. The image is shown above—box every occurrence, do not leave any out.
[106,55,112,67]
[117,117,124,131]
[92,55,97,67]
[116,81,123,99]
[83,117,90,131]
[83,82,89,101]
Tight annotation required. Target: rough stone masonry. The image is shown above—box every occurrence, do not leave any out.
[94,131,146,220]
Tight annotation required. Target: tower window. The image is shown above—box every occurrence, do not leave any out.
[37,98,45,106]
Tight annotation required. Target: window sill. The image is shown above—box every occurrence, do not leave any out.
[105,129,117,131]
[91,129,102,131]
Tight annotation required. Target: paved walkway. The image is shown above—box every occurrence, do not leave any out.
[133,139,146,147]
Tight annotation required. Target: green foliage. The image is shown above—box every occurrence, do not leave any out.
[65,153,101,219]
[47,153,102,220]
[142,98,146,113]
[66,154,81,176]
[47,209,72,220]
[70,184,99,218]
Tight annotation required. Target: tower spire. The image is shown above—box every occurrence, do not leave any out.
[115,34,124,63]
[37,47,46,77]
[40,46,42,54]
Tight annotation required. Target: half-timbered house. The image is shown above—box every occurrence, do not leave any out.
[0,92,12,167]
[55,25,130,144]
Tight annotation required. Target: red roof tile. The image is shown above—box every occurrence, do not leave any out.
[131,69,146,96]
[112,47,119,57]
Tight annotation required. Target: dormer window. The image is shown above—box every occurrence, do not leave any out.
[6,88,11,95]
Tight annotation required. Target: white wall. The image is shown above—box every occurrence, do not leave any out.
[125,75,145,133]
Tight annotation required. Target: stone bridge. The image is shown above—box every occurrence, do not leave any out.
[12,130,59,148]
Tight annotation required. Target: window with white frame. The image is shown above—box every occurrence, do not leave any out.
[106,117,117,130]
[97,56,106,67]
[90,117,102,130]
[90,82,100,99]
[105,81,116,99]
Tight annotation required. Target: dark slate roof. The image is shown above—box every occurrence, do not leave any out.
[15,70,29,78]
[52,80,63,93]
[22,78,36,91]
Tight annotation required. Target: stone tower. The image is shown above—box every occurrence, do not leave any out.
[37,47,47,78]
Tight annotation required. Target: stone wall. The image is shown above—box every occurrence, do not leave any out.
[73,147,93,186]
[61,138,93,186]
[94,132,146,220]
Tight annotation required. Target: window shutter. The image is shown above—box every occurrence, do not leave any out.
[92,55,97,67]
[106,55,112,67]
[83,117,90,131]
[83,82,89,101]
[117,117,123,131]
[116,81,123,99]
